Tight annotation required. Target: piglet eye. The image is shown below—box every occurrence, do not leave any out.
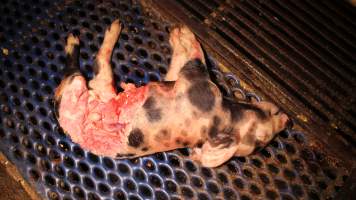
[273,109,281,115]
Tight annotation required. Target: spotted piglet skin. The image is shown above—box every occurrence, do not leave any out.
[55,20,290,168]
[124,60,290,167]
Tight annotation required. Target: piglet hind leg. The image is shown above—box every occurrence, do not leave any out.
[54,34,90,143]
[165,25,205,81]
[88,19,122,101]
[55,33,84,104]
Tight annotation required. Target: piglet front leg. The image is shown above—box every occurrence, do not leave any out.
[165,25,205,81]
[190,142,239,168]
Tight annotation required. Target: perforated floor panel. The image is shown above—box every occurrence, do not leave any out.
[0,0,351,200]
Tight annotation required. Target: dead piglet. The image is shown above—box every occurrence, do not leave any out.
[55,20,290,167]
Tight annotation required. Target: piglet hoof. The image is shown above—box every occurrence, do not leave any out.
[104,19,122,44]
[169,24,203,61]
[65,33,79,55]
[169,24,184,46]
[108,19,121,32]
[169,25,195,49]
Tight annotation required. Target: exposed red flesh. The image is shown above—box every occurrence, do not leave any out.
[58,76,148,156]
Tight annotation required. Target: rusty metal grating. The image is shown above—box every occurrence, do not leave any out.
[148,0,356,159]
[0,0,352,200]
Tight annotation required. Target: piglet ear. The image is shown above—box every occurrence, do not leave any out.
[200,142,238,168]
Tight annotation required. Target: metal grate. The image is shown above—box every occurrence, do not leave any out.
[0,0,352,200]
[147,0,356,162]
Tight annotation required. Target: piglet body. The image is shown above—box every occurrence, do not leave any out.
[55,20,290,167]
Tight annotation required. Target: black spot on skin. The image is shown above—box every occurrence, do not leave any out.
[208,116,221,139]
[222,98,267,122]
[115,153,136,158]
[180,59,208,81]
[183,141,190,146]
[216,138,234,148]
[143,96,155,109]
[196,140,204,148]
[161,129,169,136]
[208,118,236,148]
[147,108,162,122]
[221,127,235,146]
[222,126,234,135]
[175,138,182,145]
[65,44,80,77]
[210,127,235,148]
[201,126,207,135]
[141,147,149,151]
[208,128,218,140]
[128,128,144,148]
[143,96,162,122]
[161,129,169,137]
[241,122,257,146]
[155,129,171,141]
[63,68,81,79]
[93,61,100,76]
[188,81,216,112]
[160,81,175,91]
